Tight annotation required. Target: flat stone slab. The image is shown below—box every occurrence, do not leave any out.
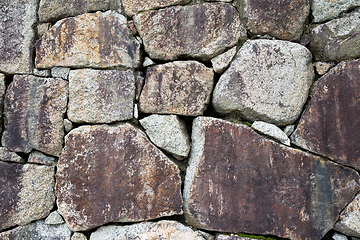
[2,75,68,156]
[56,124,182,231]
[68,69,135,124]
[184,117,360,240]
[36,11,141,69]
[122,0,190,16]
[213,40,314,126]
[139,61,214,116]
[0,147,25,163]
[311,0,360,22]
[28,151,56,166]
[133,3,246,61]
[291,59,360,170]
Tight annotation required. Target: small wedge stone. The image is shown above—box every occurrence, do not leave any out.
[252,121,290,146]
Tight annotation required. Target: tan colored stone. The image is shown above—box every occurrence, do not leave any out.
[37,23,51,38]
[122,0,190,16]
[314,62,335,75]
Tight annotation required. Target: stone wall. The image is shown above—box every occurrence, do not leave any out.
[0,0,360,239]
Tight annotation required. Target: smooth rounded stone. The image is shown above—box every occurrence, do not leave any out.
[143,57,155,67]
[211,47,237,74]
[283,125,295,136]
[0,162,55,231]
[314,62,335,75]
[68,69,135,124]
[0,0,36,74]
[35,11,141,69]
[309,10,360,62]
[72,232,87,240]
[33,68,51,77]
[251,121,290,146]
[45,211,64,225]
[139,61,214,116]
[63,119,73,133]
[140,114,190,160]
[51,67,70,80]
[312,0,360,22]
[133,3,246,61]
[122,0,190,16]
[290,59,360,170]
[0,147,25,163]
[333,233,349,240]
[184,117,360,240]
[236,0,310,41]
[334,193,360,237]
[90,220,206,240]
[37,23,51,38]
[2,75,68,156]
[28,151,56,166]
[212,39,314,126]
[56,124,182,231]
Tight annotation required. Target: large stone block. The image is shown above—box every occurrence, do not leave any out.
[311,0,360,22]
[121,0,190,16]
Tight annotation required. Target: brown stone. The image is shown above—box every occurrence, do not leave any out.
[291,59,360,170]
[121,0,190,16]
[139,61,214,116]
[184,117,360,240]
[56,124,182,231]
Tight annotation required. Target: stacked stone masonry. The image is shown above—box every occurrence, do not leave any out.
[1,0,360,240]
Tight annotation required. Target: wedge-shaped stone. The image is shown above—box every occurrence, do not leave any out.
[0,74,5,133]
[291,60,360,170]
[133,3,246,61]
[0,147,25,163]
[312,0,360,22]
[56,124,182,231]
[121,0,190,16]
[184,117,360,240]
[36,11,141,69]
[2,75,68,156]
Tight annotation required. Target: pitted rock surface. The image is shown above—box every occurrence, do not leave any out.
[291,59,360,170]
[184,117,360,240]
[56,124,182,231]
[68,69,135,124]
[122,0,190,16]
[133,3,246,61]
[2,75,68,156]
[139,61,214,116]
[36,11,141,69]
[311,0,360,22]
[212,39,314,126]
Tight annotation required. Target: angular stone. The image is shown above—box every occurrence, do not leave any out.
[37,23,51,38]
[0,162,55,230]
[314,62,335,75]
[284,125,295,136]
[291,60,360,170]
[211,47,237,74]
[36,11,141,69]
[333,233,348,240]
[309,10,360,62]
[33,69,51,77]
[63,119,73,133]
[213,40,314,126]
[51,67,70,80]
[122,0,190,16]
[90,220,205,240]
[72,232,87,240]
[184,117,360,240]
[143,57,155,67]
[28,151,56,166]
[0,0,36,74]
[2,75,68,156]
[251,121,290,146]
[0,147,25,163]
[0,74,5,133]
[237,0,310,41]
[216,235,251,240]
[68,69,135,124]
[335,192,360,238]
[135,75,145,101]
[56,124,182,231]
[45,211,65,225]
[39,0,110,22]
[134,3,246,61]
[312,0,360,22]
[140,114,190,160]
[139,61,214,116]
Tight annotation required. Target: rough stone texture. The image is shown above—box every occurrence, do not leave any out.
[28,151,57,166]
[37,23,51,38]
[63,119,73,133]
[284,125,295,136]
[211,47,237,74]
[140,114,190,160]
[184,117,360,240]
[236,0,310,41]
[34,68,51,77]
[334,194,360,237]
[312,0,360,22]
[333,233,348,240]
[0,162,55,230]
[122,0,190,16]
[213,40,314,126]
[0,220,71,240]
[0,0,36,74]
[143,57,155,67]
[216,235,252,240]
[135,75,145,101]
[2,75,68,156]
[291,59,360,170]
[251,121,290,146]
[45,211,65,225]
[134,3,246,61]
[52,67,70,80]
[314,62,335,75]
[0,74,5,133]
[36,11,141,69]
[139,61,214,116]
[72,232,87,240]
[0,147,25,163]
[90,220,205,240]
[68,69,135,124]
[309,10,360,62]
[56,124,182,231]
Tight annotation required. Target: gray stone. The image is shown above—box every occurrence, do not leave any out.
[0,74,5,133]
[122,0,190,16]
[251,121,290,146]
[63,119,73,133]
[134,3,246,61]
[68,69,135,124]
[312,0,360,22]
[33,68,51,77]
[134,104,139,119]
[135,75,145,101]
[314,62,335,75]
[211,47,237,74]
[216,235,252,240]
[143,57,155,67]
[72,232,87,240]
[212,39,314,126]
[45,211,64,225]
[28,151,56,166]
[284,125,295,136]
[196,230,215,240]
[51,67,70,80]
[37,23,51,38]
[333,233,348,240]
[0,147,25,163]
[140,114,190,160]
[0,0,37,74]
[334,194,360,237]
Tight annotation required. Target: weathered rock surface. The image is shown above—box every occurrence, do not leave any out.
[63,119,73,133]
[72,232,87,240]
[237,0,310,41]
[334,194,360,237]
[216,235,251,240]
[36,11,141,69]
[211,47,237,74]
[134,3,246,61]
[213,40,314,126]
[139,61,214,116]
[56,124,182,231]
[68,69,135,123]
[51,67,70,80]
[251,121,290,146]
[184,117,360,240]
[122,0,190,16]
[291,59,360,170]
[311,0,360,22]
[333,233,348,240]
[2,75,68,156]
[0,74,5,133]
[37,23,51,38]
[314,62,335,75]
[90,220,205,240]
[45,211,65,225]
[28,151,56,166]
[140,114,190,160]
[143,57,155,68]
[34,68,51,77]
[309,10,360,62]
[0,0,36,74]
[0,147,25,163]
[0,162,55,230]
